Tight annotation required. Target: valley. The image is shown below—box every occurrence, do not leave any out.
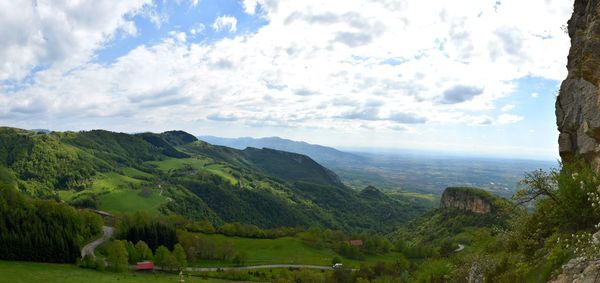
[201,135,557,198]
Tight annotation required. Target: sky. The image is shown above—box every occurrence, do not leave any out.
[0,0,573,160]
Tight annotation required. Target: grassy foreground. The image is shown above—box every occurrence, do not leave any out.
[0,261,223,283]
[193,233,404,268]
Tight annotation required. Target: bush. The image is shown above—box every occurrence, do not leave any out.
[232,252,247,266]
[414,259,453,283]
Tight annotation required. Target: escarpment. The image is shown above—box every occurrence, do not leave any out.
[556,0,600,170]
[440,187,492,214]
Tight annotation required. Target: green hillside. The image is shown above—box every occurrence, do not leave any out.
[396,187,518,244]
[0,127,430,233]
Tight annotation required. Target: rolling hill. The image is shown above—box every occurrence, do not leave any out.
[0,127,429,233]
[197,136,366,166]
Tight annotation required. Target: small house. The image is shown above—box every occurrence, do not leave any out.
[136,261,154,271]
[348,240,363,246]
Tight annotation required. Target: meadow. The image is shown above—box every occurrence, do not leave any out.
[0,261,225,283]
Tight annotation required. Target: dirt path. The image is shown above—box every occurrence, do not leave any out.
[455,244,465,252]
[81,226,114,259]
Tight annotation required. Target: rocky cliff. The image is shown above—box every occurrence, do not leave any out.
[556,0,600,170]
[439,187,492,214]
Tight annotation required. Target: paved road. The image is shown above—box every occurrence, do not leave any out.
[81,226,114,259]
[184,264,335,272]
[455,244,465,252]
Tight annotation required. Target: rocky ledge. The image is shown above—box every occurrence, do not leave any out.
[439,187,492,214]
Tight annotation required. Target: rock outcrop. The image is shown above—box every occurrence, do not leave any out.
[549,257,600,283]
[556,0,600,170]
[440,187,492,214]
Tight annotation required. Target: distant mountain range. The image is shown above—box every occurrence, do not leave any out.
[198,135,558,197]
[198,136,366,166]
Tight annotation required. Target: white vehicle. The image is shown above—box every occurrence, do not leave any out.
[332,263,343,269]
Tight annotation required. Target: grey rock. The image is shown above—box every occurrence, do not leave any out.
[557,0,600,171]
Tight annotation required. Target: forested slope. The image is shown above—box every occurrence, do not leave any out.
[0,127,429,233]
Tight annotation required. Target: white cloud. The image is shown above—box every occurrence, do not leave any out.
[497,114,524,124]
[0,0,151,81]
[501,104,516,112]
[189,23,205,35]
[0,0,571,146]
[531,92,540,98]
[242,0,260,15]
[212,16,237,33]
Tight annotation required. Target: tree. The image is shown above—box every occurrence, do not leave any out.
[513,169,559,205]
[135,240,153,261]
[173,243,188,270]
[439,240,456,258]
[80,254,96,269]
[393,254,409,274]
[154,245,172,269]
[232,251,247,266]
[125,241,139,263]
[107,240,128,272]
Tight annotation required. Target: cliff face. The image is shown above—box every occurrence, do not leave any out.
[556,0,600,170]
[439,187,492,214]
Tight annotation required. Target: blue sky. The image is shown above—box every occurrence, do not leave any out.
[0,0,572,160]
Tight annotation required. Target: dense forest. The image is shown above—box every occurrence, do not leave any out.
[0,186,102,263]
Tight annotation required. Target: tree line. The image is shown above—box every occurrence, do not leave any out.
[0,186,102,263]
[81,239,187,272]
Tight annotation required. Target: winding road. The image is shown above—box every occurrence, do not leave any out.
[455,244,465,252]
[81,226,114,259]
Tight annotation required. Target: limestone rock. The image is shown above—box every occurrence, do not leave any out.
[549,257,600,283]
[557,0,600,171]
[440,187,492,214]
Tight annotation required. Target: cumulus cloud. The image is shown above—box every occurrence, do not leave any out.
[207,113,240,121]
[0,0,151,81]
[531,92,540,98]
[388,112,427,124]
[0,0,572,138]
[212,16,237,33]
[340,107,380,120]
[439,85,484,104]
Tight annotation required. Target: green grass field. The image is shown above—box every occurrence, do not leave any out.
[98,188,168,215]
[0,261,224,283]
[58,170,168,215]
[122,167,154,179]
[92,172,144,191]
[146,158,209,172]
[147,158,238,185]
[193,234,405,268]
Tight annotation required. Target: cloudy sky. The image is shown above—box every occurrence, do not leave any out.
[0,0,572,160]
